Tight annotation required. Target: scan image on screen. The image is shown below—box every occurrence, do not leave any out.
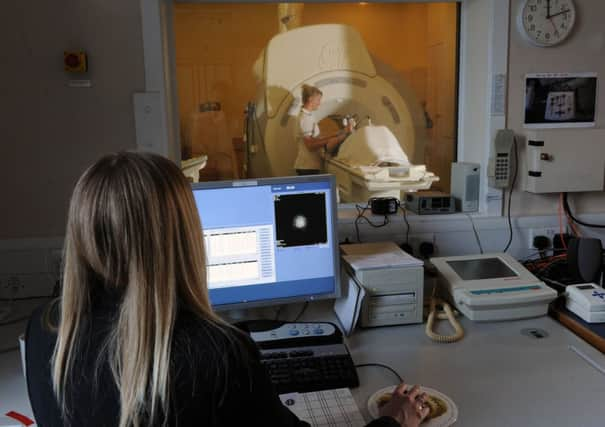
[275,193,327,247]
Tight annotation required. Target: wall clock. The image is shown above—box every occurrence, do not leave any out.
[517,0,576,47]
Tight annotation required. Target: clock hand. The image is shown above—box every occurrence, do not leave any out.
[546,0,551,18]
[549,16,558,34]
[549,9,571,19]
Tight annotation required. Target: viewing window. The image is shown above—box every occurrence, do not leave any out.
[174,2,459,200]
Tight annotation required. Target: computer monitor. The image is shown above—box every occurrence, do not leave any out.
[191,174,340,310]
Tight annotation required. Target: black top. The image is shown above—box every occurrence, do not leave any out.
[26,297,399,427]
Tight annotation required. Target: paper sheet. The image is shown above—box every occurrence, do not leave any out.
[333,271,365,336]
[280,388,366,427]
[343,253,422,270]
[341,242,423,270]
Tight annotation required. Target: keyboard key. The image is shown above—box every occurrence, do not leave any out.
[261,353,359,394]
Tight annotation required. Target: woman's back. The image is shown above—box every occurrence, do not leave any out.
[26,293,303,427]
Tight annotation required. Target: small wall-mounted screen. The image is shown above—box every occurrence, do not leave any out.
[524,72,597,128]
[446,257,518,281]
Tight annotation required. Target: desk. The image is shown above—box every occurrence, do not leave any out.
[550,298,605,354]
[300,302,605,427]
[2,303,605,426]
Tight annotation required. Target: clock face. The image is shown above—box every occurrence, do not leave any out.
[518,0,576,47]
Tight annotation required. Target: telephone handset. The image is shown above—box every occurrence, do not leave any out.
[489,129,515,188]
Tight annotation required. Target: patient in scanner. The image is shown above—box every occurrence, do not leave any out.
[249,24,438,200]
[294,84,354,175]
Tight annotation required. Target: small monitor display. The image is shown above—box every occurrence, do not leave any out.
[446,257,518,281]
[524,73,597,128]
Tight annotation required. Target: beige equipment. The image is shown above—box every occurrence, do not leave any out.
[247,24,438,201]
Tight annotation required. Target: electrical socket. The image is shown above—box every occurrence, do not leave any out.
[527,228,558,250]
[408,233,436,257]
[0,275,24,299]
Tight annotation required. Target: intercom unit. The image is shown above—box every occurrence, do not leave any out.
[488,129,514,188]
[450,163,480,212]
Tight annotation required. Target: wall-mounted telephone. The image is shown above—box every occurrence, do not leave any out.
[488,129,514,188]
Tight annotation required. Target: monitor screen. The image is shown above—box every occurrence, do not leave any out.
[524,73,598,128]
[446,257,518,281]
[191,175,339,309]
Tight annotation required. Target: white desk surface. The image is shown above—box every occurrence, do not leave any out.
[2,303,605,426]
[300,302,605,427]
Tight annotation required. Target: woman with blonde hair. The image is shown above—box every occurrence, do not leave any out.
[294,84,354,175]
[26,152,429,426]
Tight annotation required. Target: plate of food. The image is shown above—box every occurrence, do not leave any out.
[367,386,457,427]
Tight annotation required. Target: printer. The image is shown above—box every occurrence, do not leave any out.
[340,242,424,327]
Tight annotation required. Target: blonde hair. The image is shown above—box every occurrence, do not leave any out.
[301,84,322,105]
[51,152,224,426]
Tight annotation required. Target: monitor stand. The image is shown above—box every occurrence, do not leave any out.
[220,307,268,324]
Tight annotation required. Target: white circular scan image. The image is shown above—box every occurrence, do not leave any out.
[293,214,307,230]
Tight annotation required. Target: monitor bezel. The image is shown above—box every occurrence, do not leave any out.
[191,174,341,311]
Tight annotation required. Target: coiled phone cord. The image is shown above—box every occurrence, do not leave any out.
[425,287,464,343]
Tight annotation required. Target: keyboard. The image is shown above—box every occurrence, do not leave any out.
[260,343,360,394]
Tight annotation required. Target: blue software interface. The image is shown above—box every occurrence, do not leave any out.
[192,178,336,307]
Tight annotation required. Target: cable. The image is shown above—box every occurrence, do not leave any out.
[354,203,390,243]
[567,213,582,237]
[355,363,402,383]
[400,204,410,245]
[425,287,464,343]
[466,213,484,254]
[503,136,519,253]
[563,192,605,228]
[558,193,568,250]
[0,295,54,302]
[292,302,309,322]
[520,250,559,263]
[0,315,31,327]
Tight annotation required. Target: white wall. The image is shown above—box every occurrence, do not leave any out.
[0,0,146,239]
[507,0,605,216]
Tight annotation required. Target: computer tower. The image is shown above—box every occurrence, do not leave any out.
[451,163,479,212]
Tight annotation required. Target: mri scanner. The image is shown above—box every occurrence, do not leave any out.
[246,24,438,202]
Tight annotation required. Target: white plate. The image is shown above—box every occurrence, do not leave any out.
[367,385,458,427]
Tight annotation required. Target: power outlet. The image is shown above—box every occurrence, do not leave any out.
[527,228,558,250]
[408,233,436,258]
[0,275,24,299]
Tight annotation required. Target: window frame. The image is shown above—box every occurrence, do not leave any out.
[138,0,510,216]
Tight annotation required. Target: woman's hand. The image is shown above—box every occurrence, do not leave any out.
[378,383,430,427]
